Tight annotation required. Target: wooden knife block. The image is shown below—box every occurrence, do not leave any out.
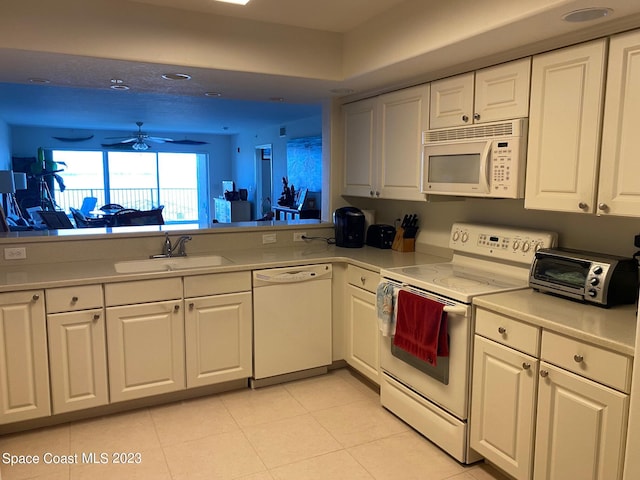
[391,228,415,252]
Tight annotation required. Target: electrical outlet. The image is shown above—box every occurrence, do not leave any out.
[4,247,26,260]
[262,233,277,244]
[293,232,307,242]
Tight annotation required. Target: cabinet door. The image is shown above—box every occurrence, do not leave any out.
[525,39,607,213]
[598,29,640,217]
[346,284,379,384]
[470,336,538,480]
[534,362,628,480]
[343,97,377,197]
[106,300,185,402]
[0,291,50,424]
[429,72,474,129]
[184,292,252,388]
[474,58,531,124]
[47,309,108,414]
[377,84,429,201]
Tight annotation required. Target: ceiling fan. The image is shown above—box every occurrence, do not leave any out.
[101,122,208,150]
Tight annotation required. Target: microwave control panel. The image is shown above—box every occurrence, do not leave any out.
[449,222,558,265]
[490,138,523,195]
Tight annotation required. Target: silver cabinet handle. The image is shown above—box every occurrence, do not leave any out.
[189,302,195,310]
[578,202,588,210]
[540,370,549,378]
[473,113,480,121]
[375,191,380,197]
[93,313,100,321]
[32,293,40,301]
[522,362,531,370]
[574,354,584,363]
[71,296,79,303]
[598,203,609,211]
[498,327,507,335]
[462,114,469,122]
[360,276,366,285]
[174,304,180,312]
[369,190,374,197]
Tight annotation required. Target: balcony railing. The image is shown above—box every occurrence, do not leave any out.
[54,188,199,223]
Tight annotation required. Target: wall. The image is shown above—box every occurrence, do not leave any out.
[10,125,233,218]
[342,195,640,258]
[232,114,323,218]
[0,118,10,169]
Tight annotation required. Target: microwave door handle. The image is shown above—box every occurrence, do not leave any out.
[479,142,492,193]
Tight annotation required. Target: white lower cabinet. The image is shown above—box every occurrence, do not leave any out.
[0,290,50,424]
[183,272,253,387]
[105,278,185,403]
[47,309,109,414]
[184,292,252,387]
[534,362,628,480]
[345,265,380,384]
[470,336,538,480]
[471,308,631,480]
[46,284,108,414]
[107,300,185,403]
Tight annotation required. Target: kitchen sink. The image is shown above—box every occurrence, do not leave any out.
[114,255,233,273]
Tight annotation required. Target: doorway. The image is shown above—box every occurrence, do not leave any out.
[255,144,273,219]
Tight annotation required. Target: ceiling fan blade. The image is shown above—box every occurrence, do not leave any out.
[146,136,173,144]
[103,136,138,142]
[164,139,209,145]
[101,141,136,148]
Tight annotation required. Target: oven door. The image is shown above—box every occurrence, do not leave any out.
[380,293,472,421]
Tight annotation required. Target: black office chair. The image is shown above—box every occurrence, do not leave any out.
[38,211,76,229]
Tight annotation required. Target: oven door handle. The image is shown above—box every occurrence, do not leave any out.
[443,305,467,316]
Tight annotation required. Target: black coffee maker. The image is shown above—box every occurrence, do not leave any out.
[333,207,365,248]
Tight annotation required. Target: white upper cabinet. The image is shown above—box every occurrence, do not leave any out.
[430,58,531,129]
[525,39,608,213]
[343,84,429,201]
[598,29,640,217]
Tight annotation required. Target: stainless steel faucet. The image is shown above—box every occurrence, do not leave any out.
[153,233,192,258]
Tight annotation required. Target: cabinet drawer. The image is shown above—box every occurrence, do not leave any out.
[184,271,251,297]
[46,285,103,313]
[475,308,541,356]
[541,330,632,393]
[104,278,182,306]
[347,265,379,293]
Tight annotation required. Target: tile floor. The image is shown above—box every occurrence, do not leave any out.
[0,368,510,480]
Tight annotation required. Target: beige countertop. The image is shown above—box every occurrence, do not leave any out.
[0,243,448,292]
[473,289,638,356]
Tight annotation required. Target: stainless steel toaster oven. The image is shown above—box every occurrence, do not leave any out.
[529,248,638,307]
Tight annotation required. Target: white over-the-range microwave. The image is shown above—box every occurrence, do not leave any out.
[420,118,527,199]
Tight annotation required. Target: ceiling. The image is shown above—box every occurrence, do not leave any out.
[1,0,640,136]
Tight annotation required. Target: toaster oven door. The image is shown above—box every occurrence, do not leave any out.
[530,254,590,295]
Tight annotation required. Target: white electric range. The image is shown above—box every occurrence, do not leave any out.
[379,222,558,463]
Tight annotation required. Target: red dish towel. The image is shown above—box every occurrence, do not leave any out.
[393,290,449,366]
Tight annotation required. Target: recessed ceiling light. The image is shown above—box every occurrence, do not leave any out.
[205,92,222,97]
[215,0,251,5]
[28,78,51,84]
[269,97,285,102]
[562,7,613,23]
[162,73,192,80]
[110,85,130,91]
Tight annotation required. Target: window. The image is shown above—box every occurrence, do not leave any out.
[51,150,204,223]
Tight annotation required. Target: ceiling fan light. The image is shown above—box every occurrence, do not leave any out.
[133,142,149,151]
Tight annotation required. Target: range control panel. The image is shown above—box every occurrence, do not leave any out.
[449,222,558,265]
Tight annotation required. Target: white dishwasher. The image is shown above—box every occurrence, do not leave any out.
[252,263,332,387]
